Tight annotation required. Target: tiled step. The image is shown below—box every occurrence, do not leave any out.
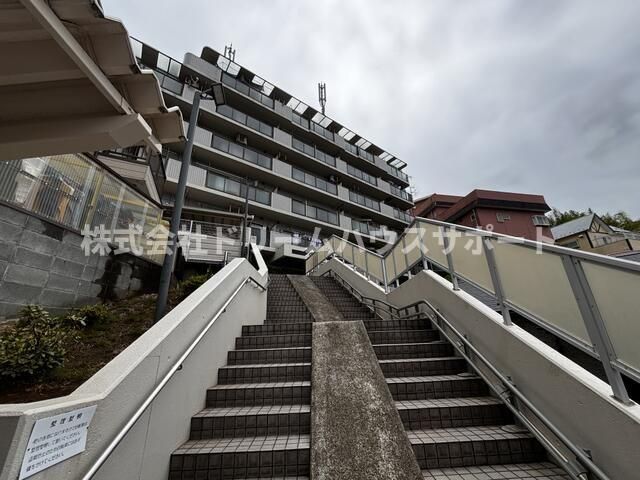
[368,329,440,344]
[421,462,570,479]
[374,341,453,360]
[169,434,310,479]
[264,316,314,324]
[379,357,467,378]
[236,334,312,349]
[267,306,312,313]
[206,381,311,408]
[242,323,312,337]
[409,425,545,469]
[364,318,432,331]
[190,405,311,439]
[396,397,512,430]
[228,347,312,365]
[218,363,311,384]
[387,375,489,400]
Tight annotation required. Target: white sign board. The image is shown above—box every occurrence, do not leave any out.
[19,404,97,479]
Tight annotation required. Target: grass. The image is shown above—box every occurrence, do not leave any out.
[0,290,186,404]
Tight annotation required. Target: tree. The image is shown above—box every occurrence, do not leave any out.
[547,208,591,227]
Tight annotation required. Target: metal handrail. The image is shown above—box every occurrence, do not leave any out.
[82,272,267,480]
[404,298,606,480]
[307,217,640,404]
[321,270,401,320]
[323,269,606,480]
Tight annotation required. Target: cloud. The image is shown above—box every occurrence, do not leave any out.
[108,0,640,216]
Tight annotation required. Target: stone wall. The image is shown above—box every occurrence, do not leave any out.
[0,203,160,319]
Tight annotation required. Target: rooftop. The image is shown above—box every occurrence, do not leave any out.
[199,46,408,172]
[417,189,550,222]
[550,214,598,240]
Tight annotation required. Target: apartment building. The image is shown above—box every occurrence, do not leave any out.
[129,39,413,266]
[414,189,553,241]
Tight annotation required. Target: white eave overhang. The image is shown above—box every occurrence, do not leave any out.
[0,0,185,161]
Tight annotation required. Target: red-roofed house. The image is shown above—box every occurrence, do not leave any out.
[413,190,553,241]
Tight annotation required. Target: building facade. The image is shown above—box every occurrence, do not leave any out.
[551,213,640,255]
[414,189,553,241]
[131,40,413,266]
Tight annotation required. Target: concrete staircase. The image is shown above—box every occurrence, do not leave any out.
[169,274,311,479]
[310,276,570,479]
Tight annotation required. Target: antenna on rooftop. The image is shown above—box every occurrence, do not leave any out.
[224,43,236,61]
[318,82,327,115]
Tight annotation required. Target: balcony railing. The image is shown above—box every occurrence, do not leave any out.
[347,164,378,186]
[216,104,273,137]
[390,184,412,202]
[292,166,338,195]
[211,133,273,170]
[292,198,339,225]
[349,190,381,212]
[221,72,275,109]
[292,138,337,167]
[393,207,412,223]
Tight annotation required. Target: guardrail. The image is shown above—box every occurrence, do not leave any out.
[82,243,267,479]
[306,217,640,404]
[0,245,268,480]
[178,219,243,263]
[322,270,605,480]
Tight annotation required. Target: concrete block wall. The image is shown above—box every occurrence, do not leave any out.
[0,203,160,319]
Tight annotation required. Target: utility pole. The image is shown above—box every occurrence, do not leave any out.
[155,80,225,322]
[240,177,250,259]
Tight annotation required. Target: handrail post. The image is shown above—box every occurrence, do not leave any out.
[364,250,370,280]
[440,226,460,291]
[418,223,430,272]
[382,255,389,293]
[561,255,632,404]
[482,237,512,326]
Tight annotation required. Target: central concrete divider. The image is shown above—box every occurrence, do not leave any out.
[288,275,422,480]
[287,274,343,322]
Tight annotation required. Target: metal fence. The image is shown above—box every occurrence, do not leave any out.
[0,153,166,264]
[306,217,640,404]
[178,220,243,264]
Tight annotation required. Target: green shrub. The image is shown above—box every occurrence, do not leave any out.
[63,304,112,329]
[0,306,67,379]
[175,273,211,302]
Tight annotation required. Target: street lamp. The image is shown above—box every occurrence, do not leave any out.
[155,77,226,322]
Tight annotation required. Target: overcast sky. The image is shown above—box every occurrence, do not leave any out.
[108,0,640,216]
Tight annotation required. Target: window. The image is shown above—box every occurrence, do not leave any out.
[205,172,271,205]
[352,219,369,235]
[563,240,579,249]
[216,104,273,137]
[292,199,305,215]
[532,215,551,226]
[0,153,164,264]
[291,137,336,167]
[349,190,380,211]
[291,198,338,225]
[292,167,304,182]
[347,164,378,186]
[211,134,273,170]
[290,166,337,194]
[393,207,412,223]
[496,212,511,223]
